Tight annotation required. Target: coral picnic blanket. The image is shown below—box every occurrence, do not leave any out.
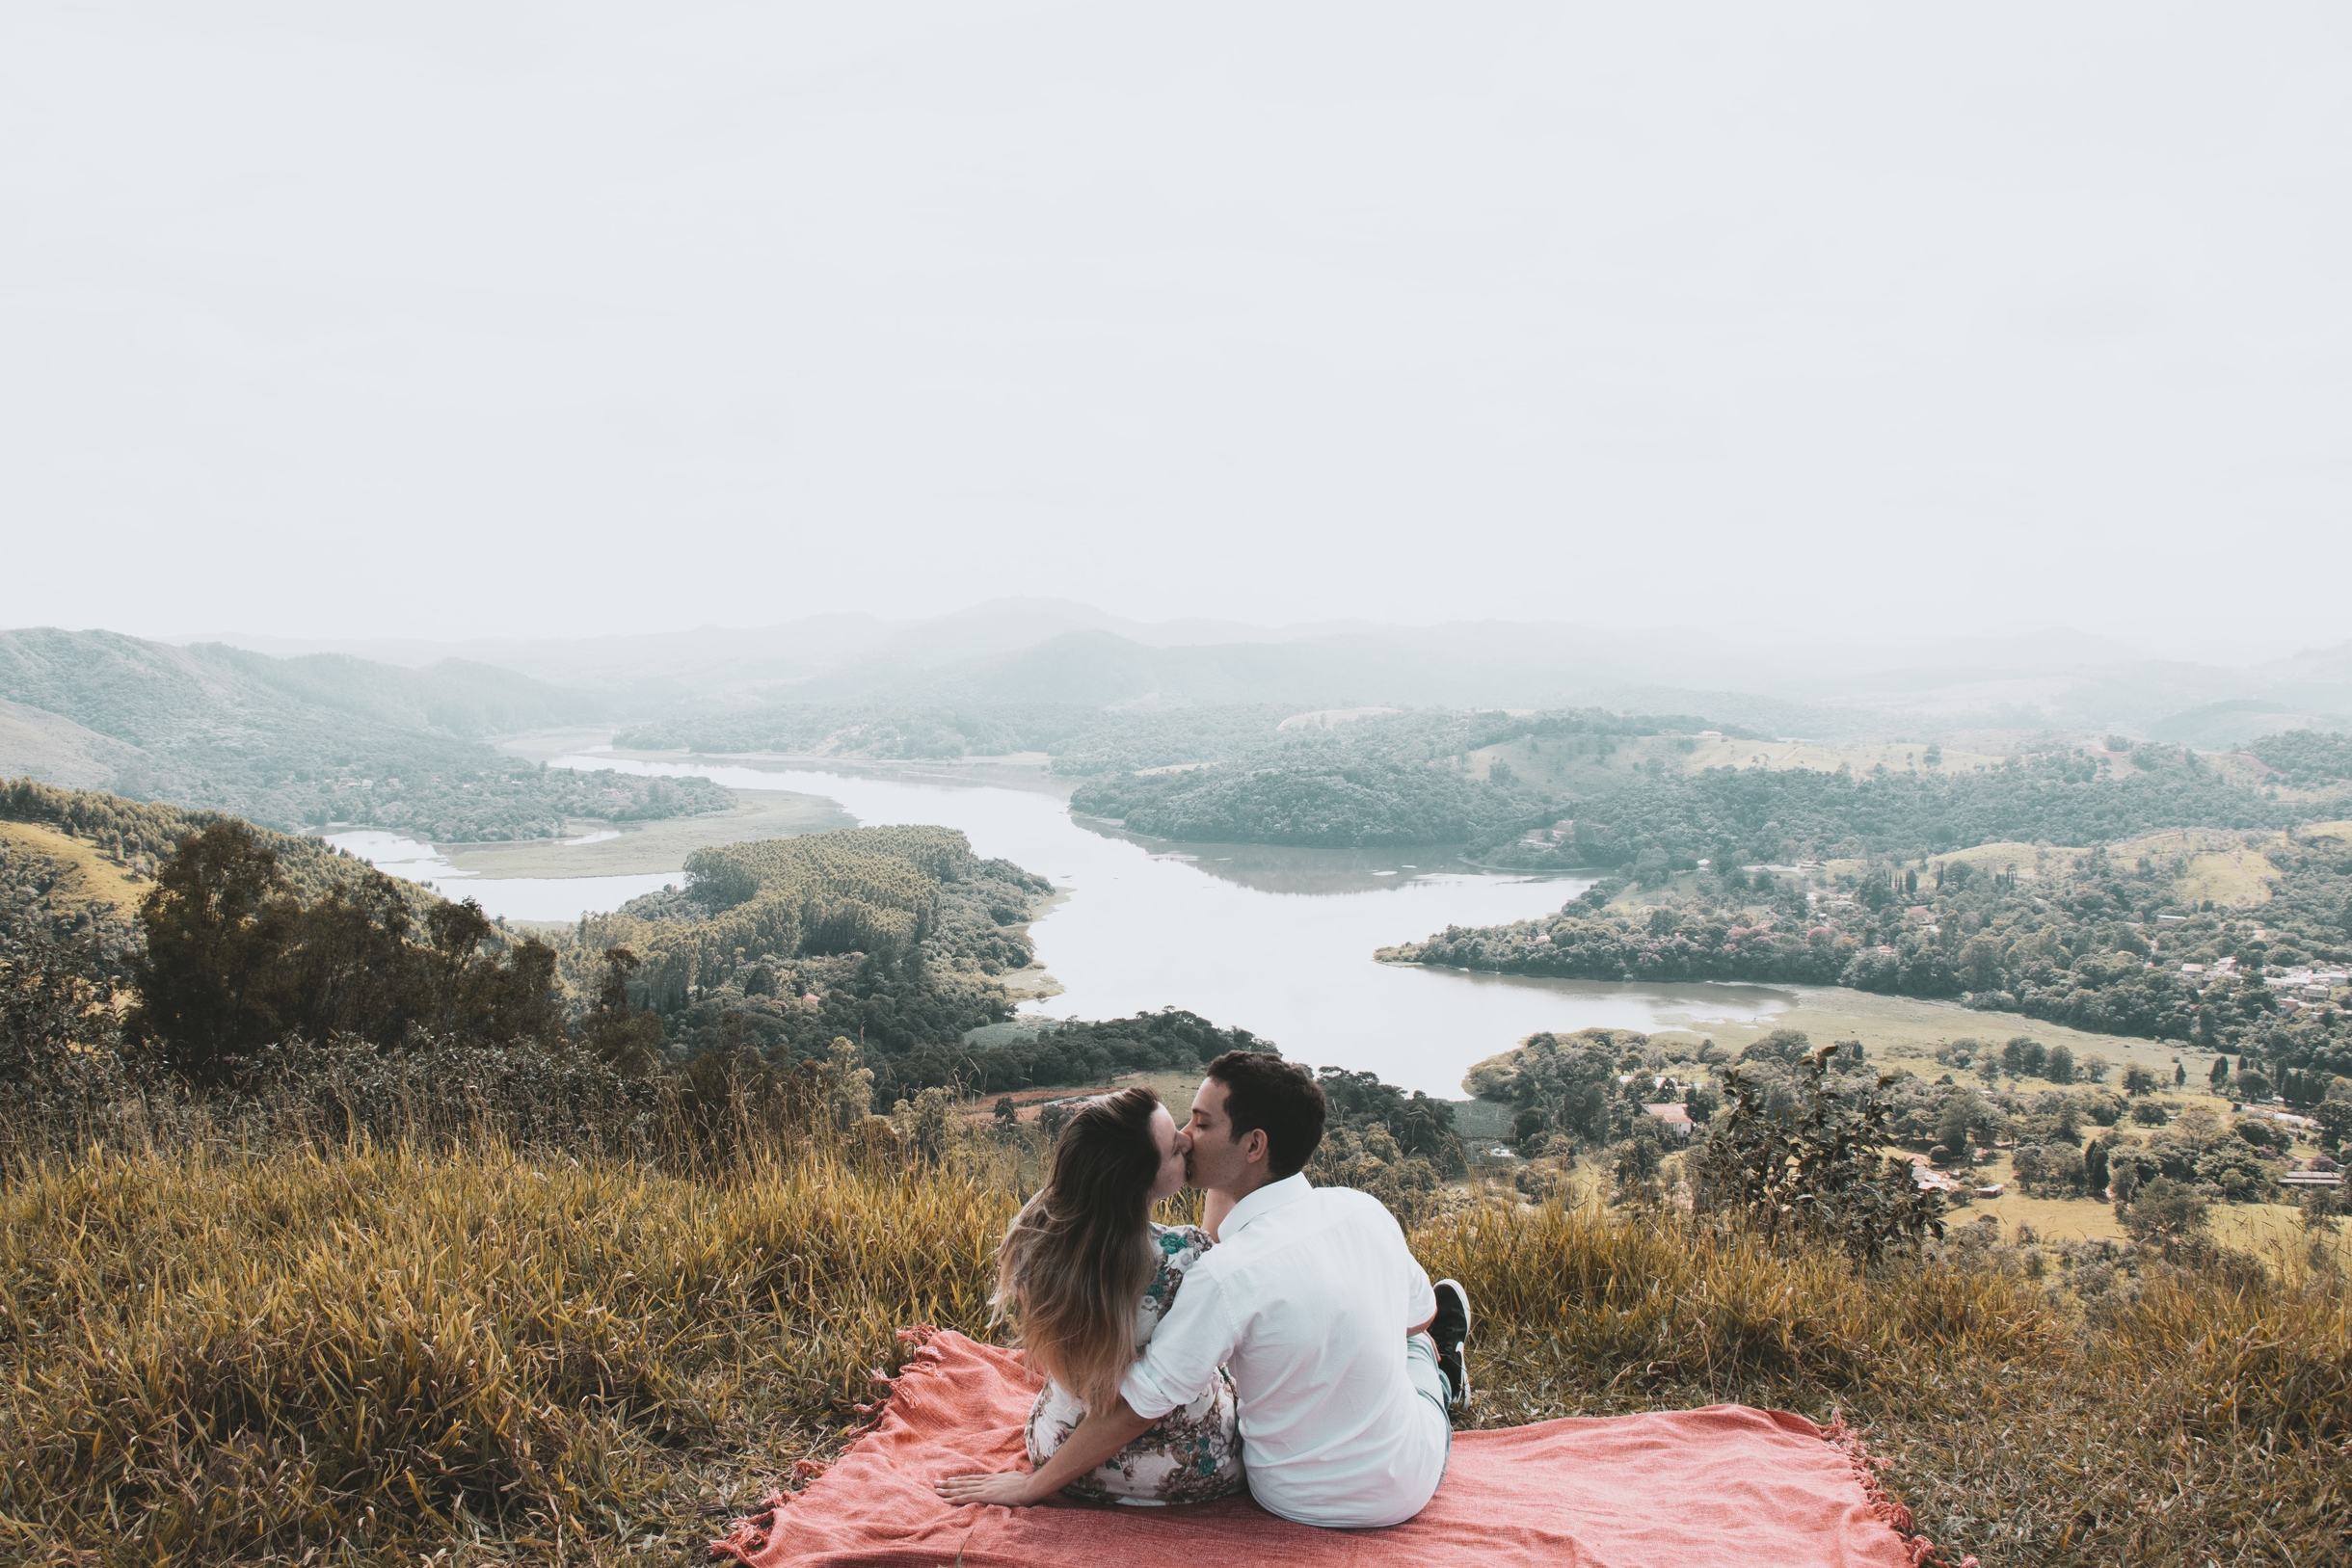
[711,1329,1963,1568]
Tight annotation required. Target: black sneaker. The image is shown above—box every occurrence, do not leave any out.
[1430,1278,1471,1407]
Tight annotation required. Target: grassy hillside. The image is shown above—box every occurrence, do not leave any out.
[1,1129,2340,1566]
[0,628,729,840]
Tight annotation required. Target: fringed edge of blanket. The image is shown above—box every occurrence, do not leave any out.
[708,1324,949,1563]
[1821,1410,1979,1568]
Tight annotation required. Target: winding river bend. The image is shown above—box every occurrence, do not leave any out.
[335,756,1796,1097]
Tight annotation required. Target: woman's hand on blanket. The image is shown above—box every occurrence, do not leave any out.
[935,1469,1045,1507]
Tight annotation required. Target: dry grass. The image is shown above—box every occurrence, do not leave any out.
[0,1139,1026,1566]
[0,818,151,917]
[1,1140,2345,1566]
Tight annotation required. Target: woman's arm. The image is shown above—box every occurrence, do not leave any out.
[934,1397,1156,1507]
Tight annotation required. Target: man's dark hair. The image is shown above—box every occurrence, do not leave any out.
[1205,1050,1326,1178]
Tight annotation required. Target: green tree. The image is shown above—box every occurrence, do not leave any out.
[1690,1044,1945,1264]
[127,821,302,1086]
[583,948,666,1076]
[2117,1176,2209,1254]
[2312,1098,2351,1156]
[2123,1064,2157,1096]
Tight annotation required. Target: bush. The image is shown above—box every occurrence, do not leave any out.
[1689,1045,1945,1263]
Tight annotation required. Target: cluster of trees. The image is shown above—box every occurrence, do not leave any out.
[1388,822,2352,1071]
[1465,1023,2342,1229]
[1471,747,2335,872]
[1386,897,1861,989]
[1,780,433,979]
[2245,729,2352,789]
[308,764,732,842]
[865,1011,1271,1104]
[1063,707,1779,848]
[0,818,625,1094]
[1072,759,1547,848]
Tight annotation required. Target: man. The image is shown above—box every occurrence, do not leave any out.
[971,1051,1471,1528]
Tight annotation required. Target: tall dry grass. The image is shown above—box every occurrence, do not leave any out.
[0,1133,2344,1565]
[0,1137,1026,1566]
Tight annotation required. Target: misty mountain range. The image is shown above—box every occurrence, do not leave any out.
[1,606,2346,807]
[168,599,2352,747]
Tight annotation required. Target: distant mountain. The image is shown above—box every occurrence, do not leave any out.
[0,629,724,839]
[0,630,601,750]
[167,607,2352,745]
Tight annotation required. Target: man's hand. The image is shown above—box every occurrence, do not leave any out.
[936,1398,1157,1509]
[934,1469,1043,1507]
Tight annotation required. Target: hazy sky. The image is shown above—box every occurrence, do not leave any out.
[5,3,2347,655]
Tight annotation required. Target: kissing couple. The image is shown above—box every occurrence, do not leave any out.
[934,1051,1471,1528]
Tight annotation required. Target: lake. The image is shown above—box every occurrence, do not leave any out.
[335,757,1797,1097]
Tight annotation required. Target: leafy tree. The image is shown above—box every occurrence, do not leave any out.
[1689,1045,1945,1264]
[126,821,302,1085]
[2312,1098,2351,1156]
[2117,1176,2210,1254]
[583,948,666,1076]
[2123,1065,2157,1097]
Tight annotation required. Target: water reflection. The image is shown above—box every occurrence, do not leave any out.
[1076,819,1493,896]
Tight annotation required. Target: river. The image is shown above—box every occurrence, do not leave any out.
[333,756,1796,1097]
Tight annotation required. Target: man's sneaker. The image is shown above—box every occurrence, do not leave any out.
[1430,1278,1472,1407]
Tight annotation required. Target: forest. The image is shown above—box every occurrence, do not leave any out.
[1472,744,2334,871]
[1385,823,2352,1079]
[1061,707,1724,846]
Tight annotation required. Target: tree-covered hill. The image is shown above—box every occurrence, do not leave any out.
[2246,729,2352,788]
[1473,745,2337,872]
[0,628,728,840]
[1383,823,2352,1079]
[1071,759,1538,847]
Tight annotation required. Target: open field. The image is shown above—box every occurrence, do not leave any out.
[1627,984,2205,1083]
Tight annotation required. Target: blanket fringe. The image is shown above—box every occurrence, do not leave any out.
[1821,1410,1978,1568]
[708,1327,948,1562]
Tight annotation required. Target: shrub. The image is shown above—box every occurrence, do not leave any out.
[1689,1045,1945,1263]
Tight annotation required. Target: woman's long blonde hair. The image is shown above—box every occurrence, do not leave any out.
[993,1086,1163,1412]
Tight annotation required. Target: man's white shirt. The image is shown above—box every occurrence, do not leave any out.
[1118,1174,1445,1528]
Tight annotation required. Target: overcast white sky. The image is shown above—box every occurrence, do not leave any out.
[3,3,2346,656]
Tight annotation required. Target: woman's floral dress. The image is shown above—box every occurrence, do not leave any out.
[1025,1222,1243,1505]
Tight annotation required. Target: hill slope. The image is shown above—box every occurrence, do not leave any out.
[0,629,727,839]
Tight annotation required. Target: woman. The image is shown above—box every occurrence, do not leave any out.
[936,1086,1243,1507]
